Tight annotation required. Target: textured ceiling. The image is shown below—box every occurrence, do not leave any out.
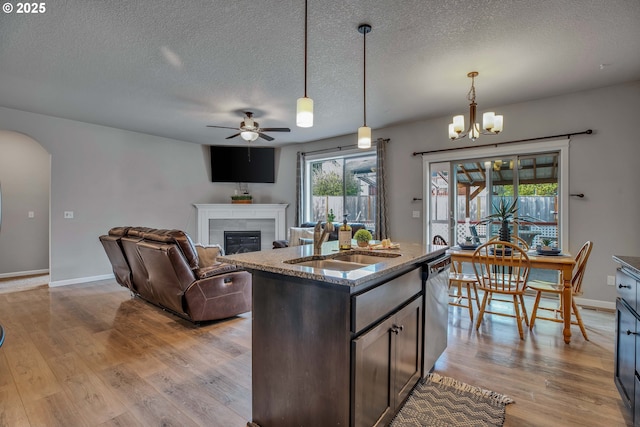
[1,0,639,146]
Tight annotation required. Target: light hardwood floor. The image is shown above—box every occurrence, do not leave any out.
[0,279,630,426]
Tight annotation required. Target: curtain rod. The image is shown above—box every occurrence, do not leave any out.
[411,129,592,157]
[300,138,389,156]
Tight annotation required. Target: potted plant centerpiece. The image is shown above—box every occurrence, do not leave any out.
[540,238,554,251]
[481,197,520,243]
[231,194,252,204]
[353,229,373,248]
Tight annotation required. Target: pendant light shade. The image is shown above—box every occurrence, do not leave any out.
[296,0,313,128]
[296,96,313,127]
[357,24,372,149]
[358,126,371,149]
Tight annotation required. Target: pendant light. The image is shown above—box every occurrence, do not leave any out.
[357,24,372,149]
[296,0,313,127]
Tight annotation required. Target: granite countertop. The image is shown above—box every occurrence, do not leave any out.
[218,240,447,287]
[613,255,640,277]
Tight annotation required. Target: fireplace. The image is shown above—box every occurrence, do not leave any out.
[224,231,261,254]
[194,204,288,251]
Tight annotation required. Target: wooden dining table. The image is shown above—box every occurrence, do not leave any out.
[448,246,577,343]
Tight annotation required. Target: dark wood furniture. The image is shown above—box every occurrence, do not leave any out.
[614,255,640,427]
[220,241,448,427]
[251,267,424,427]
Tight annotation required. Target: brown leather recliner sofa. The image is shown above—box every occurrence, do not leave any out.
[99,226,251,324]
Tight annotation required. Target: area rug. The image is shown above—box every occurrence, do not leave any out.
[390,372,514,427]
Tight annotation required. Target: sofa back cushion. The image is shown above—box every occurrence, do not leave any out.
[136,240,195,315]
[99,234,132,289]
[121,235,154,300]
[141,229,199,270]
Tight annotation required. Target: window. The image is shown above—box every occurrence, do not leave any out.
[423,139,569,248]
[304,150,377,233]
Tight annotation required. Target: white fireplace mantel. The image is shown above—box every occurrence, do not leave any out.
[194,203,288,247]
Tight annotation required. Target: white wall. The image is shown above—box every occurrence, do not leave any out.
[1,80,638,305]
[0,108,292,284]
[0,131,50,276]
[283,81,640,305]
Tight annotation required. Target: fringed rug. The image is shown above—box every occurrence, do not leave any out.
[390,373,514,427]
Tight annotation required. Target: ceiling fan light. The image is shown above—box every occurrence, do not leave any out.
[358,126,371,149]
[296,97,314,127]
[240,131,259,142]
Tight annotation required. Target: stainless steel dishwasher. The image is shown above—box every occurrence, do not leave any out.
[422,253,451,376]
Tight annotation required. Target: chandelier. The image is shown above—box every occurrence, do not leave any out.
[449,71,503,142]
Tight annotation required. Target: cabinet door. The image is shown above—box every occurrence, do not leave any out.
[393,297,423,407]
[352,315,394,427]
[352,297,423,427]
[616,298,636,409]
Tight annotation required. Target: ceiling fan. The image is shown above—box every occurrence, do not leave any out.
[206,111,291,142]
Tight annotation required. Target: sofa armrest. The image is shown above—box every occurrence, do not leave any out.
[195,262,239,279]
[184,270,252,322]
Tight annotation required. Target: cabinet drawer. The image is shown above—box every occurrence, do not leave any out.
[617,269,638,312]
[352,268,422,333]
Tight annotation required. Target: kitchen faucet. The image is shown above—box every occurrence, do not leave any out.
[314,221,334,253]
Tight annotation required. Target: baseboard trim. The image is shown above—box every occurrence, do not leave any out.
[574,297,615,311]
[0,269,49,279]
[49,274,114,287]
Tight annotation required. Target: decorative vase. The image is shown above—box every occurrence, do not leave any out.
[357,240,369,248]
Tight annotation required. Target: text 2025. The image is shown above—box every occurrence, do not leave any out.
[17,3,46,13]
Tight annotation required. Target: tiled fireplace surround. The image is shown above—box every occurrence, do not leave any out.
[194,204,288,252]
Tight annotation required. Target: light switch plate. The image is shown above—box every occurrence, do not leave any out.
[412,210,420,218]
[64,211,74,219]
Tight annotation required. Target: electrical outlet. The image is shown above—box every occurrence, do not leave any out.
[607,275,615,286]
[28,211,35,218]
[412,210,420,218]
[64,211,74,219]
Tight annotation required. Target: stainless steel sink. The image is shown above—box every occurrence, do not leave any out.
[284,251,401,272]
[291,259,370,271]
[332,253,400,264]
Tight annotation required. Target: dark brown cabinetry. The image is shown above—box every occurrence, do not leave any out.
[352,296,423,427]
[251,264,427,427]
[614,257,640,427]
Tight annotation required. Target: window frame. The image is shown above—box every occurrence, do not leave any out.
[302,147,377,225]
[422,139,569,247]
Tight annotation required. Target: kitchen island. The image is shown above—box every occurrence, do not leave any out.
[219,240,449,427]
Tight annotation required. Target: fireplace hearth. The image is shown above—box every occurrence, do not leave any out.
[224,231,261,254]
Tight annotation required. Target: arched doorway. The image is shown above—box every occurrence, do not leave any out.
[0,131,50,291]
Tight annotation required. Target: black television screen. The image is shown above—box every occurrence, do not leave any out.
[210,146,275,183]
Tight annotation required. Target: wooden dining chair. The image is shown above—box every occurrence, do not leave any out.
[529,241,594,340]
[472,241,531,339]
[449,260,481,321]
[432,235,447,245]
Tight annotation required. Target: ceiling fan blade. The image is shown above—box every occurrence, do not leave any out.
[260,127,291,132]
[258,133,274,141]
[225,133,241,139]
[207,125,239,130]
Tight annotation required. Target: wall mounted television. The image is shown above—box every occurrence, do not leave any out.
[210,145,275,183]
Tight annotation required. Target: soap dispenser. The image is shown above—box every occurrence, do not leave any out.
[338,214,352,250]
